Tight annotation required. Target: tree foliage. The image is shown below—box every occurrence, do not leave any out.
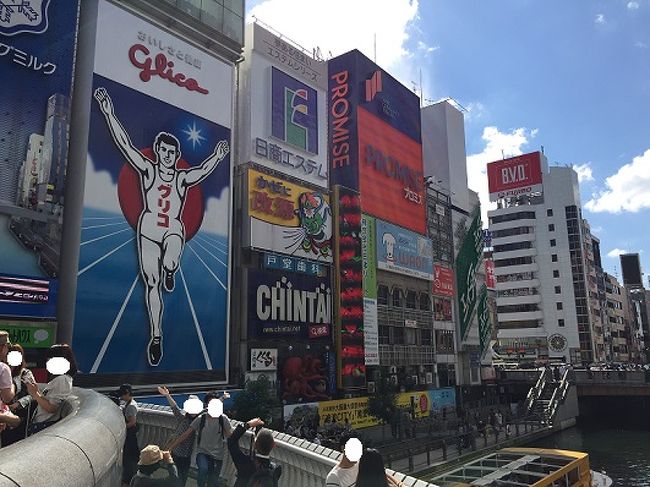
[231,376,280,423]
[366,372,397,425]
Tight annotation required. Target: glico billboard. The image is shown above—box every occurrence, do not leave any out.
[73,0,233,383]
[487,152,543,201]
[328,50,425,234]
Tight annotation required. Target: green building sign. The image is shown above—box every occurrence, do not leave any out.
[456,209,483,340]
[0,321,56,349]
[477,286,491,356]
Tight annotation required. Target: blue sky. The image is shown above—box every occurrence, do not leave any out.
[247,0,650,281]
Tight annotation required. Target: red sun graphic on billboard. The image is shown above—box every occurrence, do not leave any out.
[117,147,205,240]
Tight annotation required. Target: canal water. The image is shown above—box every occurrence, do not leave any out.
[527,425,650,486]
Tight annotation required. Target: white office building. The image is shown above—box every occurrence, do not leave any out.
[489,158,598,364]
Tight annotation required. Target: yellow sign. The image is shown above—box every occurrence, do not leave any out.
[248,168,330,225]
[318,397,377,429]
[247,168,333,262]
[396,392,430,419]
[317,392,432,429]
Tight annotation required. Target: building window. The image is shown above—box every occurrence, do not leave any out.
[421,328,433,346]
[550,239,556,247]
[434,298,453,321]
[405,290,417,309]
[378,285,389,305]
[405,328,417,345]
[548,223,555,231]
[547,209,553,217]
[393,327,404,344]
[556,302,563,310]
[558,319,565,327]
[552,254,558,262]
[392,288,403,307]
[435,330,455,353]
[553,269,560,278]
[419,293,431,311]
[555,285,561,294]
[379,326,390,344]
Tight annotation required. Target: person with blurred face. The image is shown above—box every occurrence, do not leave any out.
[120,383,140,486]
[22,343,77,436]
[158,385,201,486]
[0,332,19,440]
[2,343,34,445]
[167,391,232,487]
[325,433,360,487]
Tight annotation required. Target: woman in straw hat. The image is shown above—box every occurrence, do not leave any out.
[130,445,179,487]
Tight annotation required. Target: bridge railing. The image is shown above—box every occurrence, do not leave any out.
[573,369,648,384]
[524,368,547,414]
[0,387,125,487]
[137,404,440,487]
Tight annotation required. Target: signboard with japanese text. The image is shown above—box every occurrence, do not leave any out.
[360,214,379,366]
[248,268,331,339]
[241,25,328,188]
[248,168,332,262]
[485,259,496,289]
[376,219,433,280]
[250,348,278,371]
[328,50,425,234]
[427,387,456,412]
[487,152,544,201]
[333,186,366,389]
[433,265,455,297]
[0,320,56,349]
[477,286,491,356]
[456,209,483,340]
[0,0,80,319]
[73,0,232,382]
[263,252,327,277]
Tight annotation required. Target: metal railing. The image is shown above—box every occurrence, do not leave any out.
[548,369,571,422]
[137,404,441,487]
[524,368,547,413]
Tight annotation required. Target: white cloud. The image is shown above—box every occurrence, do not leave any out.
[572,162,594,183]
[463,101,486,121]
[595,13,606,24]
[585,149,650,213]
[466,126,537,226]
[83,154,122,213]
[202,187,231,237]
[607,248,629,258]
[635,41,648,48]
[628,1,640,10]
[591,226,603,234]
[417,40,439,54]
[248,0,419,71]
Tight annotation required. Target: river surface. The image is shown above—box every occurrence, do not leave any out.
[527,425,650,487]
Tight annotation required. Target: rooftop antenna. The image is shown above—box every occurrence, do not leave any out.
[374,33,377,63]
[541,145,545,154]
[501,149,505,159]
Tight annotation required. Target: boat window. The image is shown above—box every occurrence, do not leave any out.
[567,466,580,485]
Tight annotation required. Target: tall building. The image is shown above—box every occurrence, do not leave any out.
[40,94,70,208]
[604,273,632,362]
[621,253,643,286]
[422,100,485,386]
[488,154,602,364]
[620,253,648,362]
[18,133,44,208]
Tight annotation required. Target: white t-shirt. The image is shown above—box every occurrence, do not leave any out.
[325,463,359,487]
[33,374,73,423]
[0,362,12,407]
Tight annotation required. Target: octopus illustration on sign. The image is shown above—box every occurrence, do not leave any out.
[94,87,229,366]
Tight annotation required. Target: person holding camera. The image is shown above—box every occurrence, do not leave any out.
[129,445,179,486]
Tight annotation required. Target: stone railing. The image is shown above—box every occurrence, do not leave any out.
[0,387,125,487]
[138,404,439,487]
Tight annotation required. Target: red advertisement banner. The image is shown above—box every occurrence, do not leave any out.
[433,265,455,297]
[357,107,426,234]
[487,152,543,201]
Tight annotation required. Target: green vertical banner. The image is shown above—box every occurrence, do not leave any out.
[361,215,377,298]
[477,286,490,356]
[456,209,483,340]
[361,214,379,366]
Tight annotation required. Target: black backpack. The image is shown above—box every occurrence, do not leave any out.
[245,458,280,487]
[196,413,225,446]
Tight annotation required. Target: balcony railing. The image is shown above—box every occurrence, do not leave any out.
[379,344,436,366]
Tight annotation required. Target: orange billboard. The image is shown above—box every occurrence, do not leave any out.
[357,107,426,234]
